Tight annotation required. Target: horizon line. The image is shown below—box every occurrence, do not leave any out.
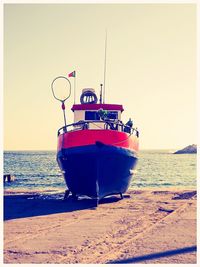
[3,148,186,152]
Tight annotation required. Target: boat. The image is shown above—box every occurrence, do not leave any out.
[52,80,139,204]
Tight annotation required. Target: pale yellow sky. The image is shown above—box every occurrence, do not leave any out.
[3,3,197,150]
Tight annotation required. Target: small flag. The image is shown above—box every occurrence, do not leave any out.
[68,71,76,78]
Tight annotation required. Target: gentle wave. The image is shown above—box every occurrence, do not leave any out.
[4,150,196,191]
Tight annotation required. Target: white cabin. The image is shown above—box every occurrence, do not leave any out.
[71,89,124,130]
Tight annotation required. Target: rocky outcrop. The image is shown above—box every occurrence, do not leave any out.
[174,144,197,154]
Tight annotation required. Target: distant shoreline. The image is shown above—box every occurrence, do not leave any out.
[3,149,197,153]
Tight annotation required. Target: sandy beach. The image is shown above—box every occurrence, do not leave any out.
[4,188,196,264]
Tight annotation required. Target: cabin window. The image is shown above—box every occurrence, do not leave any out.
[85,111,100,120]
[106,112,118,120]
[85,111,118,120]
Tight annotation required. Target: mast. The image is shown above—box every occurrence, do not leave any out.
[100,83,103,104]
[103,30,107,104]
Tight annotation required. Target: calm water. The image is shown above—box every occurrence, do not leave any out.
[3,150,196,191]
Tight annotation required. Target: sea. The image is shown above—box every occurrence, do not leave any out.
[3,150,196,192]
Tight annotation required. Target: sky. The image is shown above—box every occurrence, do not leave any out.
[3,3,197,150]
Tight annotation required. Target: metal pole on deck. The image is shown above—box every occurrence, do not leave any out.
[74,74,76,104]
[103,30,107,104]
[100,84,103,104]
[61,101,67,128]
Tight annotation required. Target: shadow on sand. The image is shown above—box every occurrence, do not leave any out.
[4,193,123,220]
[108,245,197,264]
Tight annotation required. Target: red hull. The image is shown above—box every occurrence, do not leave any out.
[58,129,139,152]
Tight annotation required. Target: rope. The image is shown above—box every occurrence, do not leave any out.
[90,122,105,129]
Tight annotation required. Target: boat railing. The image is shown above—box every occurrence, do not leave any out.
[57,120,139,137]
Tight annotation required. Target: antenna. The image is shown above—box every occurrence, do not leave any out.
[103,30,107,104]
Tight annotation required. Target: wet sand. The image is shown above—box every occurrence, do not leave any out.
[4,188,197,264]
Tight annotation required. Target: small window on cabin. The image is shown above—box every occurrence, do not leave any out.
[107,112,118,120]
[85,111,100,120]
